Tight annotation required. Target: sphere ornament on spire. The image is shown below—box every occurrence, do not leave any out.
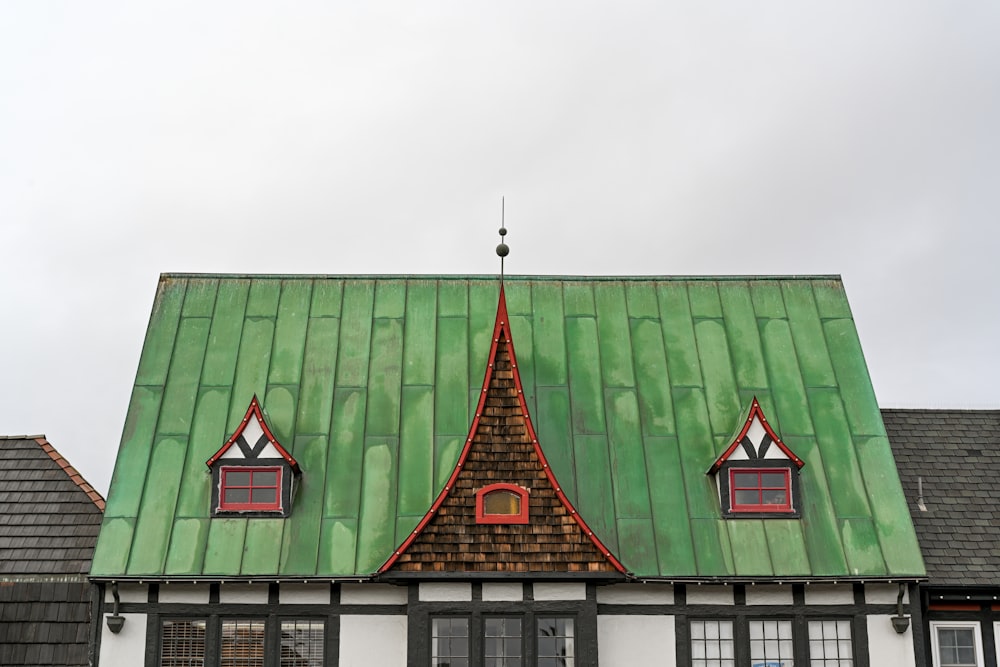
[496,225,509,257]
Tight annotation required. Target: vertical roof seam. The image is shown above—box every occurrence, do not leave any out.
[126,277,189,576]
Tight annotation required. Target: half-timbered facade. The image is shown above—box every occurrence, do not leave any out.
[90,274,926,666]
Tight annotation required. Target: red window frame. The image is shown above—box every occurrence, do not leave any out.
[729,468,792,513]
[475,483,530,524]
[218,466,283,512]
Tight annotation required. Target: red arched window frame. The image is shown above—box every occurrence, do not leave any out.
[475,483,530,525]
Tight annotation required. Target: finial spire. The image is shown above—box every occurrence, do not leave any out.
[496,197,509,281]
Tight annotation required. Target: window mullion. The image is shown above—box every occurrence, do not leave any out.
[525,610,535,667]
[205,615,221,667]
[470,612,482,667]
[735,617,750,667]
[793,614,809,666]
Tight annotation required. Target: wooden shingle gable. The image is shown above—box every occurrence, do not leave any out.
[380,287,626,575]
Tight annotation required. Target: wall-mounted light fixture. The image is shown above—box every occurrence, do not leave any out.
[106,582,126,634]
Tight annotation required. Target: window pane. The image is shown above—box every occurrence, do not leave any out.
[224,488,251,504]
[762,489,788,505]
[484,490,521,515]
[691,621,735,667]
[432,618,469,667]
[809,619,853,667]
[538,618,574,667]
[733,472,758,487]
[221,620,266,667]
[735,489,760,505]
[750,620,794,666]
[253,470,278,486]
[161,619,206,667]
[226,471,251,487]
[937,627,977,667]
[280,620,323,667]
[252,488,278,504]
[485,617,521,667]
[761,472,787,487]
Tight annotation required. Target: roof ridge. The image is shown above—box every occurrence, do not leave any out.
[32,437,106,511]
[0,434,48,440]
[157,272,844,282]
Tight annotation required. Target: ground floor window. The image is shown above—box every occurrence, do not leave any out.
[160,618,324,667]
[429,614,576,667]
[690,620,734,667]
[808,619,854,667]
[485,617,522,666]
[162,620,207,667]
[689,617,854,667]
[930,621,984,667]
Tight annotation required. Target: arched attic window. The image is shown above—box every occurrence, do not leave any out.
[475,483,530,524]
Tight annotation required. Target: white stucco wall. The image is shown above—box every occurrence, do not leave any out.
[686,585,734,605]
[597,583,673,605]
[341,583,408,604]
[419,581,472,601]
[598,615,675,667]
[533,582,586,601]
[867,615,916,667]
[339,615,407,667]
[745,584,793,605]
[98,613,147,666]
[219,583,269,603]
[159,584,210,604]
[482,582,523,601]
[803,584,854,605]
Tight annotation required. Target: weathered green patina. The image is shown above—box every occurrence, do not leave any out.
[91,275,924,580]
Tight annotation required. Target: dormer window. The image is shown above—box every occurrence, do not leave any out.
[729,467,792,513]
[206,396,300,517]
[475,483,529,524]
[708,398,803,518]
[218,466,283,512]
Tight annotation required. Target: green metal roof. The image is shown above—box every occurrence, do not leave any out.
[91,274,925,580]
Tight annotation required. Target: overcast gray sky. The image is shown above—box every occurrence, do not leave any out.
[2,2,998,495]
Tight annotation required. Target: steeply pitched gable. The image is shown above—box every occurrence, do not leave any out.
[381,287,624,575]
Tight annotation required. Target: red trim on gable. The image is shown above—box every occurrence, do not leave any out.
[708,397,803,474]
[205,395,299,472]
[33,437,105,511]
[378,285,628,575]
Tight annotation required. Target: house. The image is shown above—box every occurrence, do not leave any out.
[90,274,926,666]
[0,435,105,667]
[885,409,1000,667]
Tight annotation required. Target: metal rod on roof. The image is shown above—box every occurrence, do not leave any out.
[917,476,927,511]
[496,197,509,283]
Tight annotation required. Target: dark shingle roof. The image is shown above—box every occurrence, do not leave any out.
[883,409,1000,586]
[0,581,92,666]
[0,436,105,577]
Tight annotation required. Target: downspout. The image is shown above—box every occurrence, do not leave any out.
[106,581,125,634]
[891,582,910,634]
